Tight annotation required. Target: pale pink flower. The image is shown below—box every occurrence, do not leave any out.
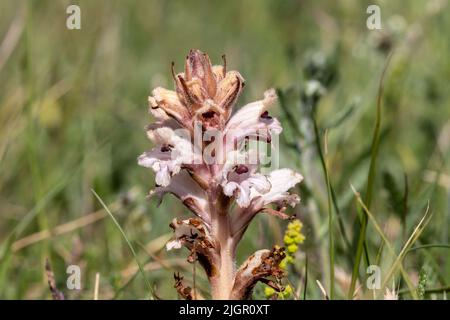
[138,49,303,300]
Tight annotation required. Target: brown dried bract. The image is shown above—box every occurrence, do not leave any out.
[167,218,218,280]
[174,272,194,300]
[230,246,286,300]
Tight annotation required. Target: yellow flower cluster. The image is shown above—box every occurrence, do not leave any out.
[264,284,293,299]
[265,219,305,299]
[280,219,305,269]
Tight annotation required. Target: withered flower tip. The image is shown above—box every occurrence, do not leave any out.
[149,49,245,130]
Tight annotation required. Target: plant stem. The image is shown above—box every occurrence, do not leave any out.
[213,239,234,299]
[210,192,235,300]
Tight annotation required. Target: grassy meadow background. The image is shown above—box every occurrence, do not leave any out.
[0,0,449,299]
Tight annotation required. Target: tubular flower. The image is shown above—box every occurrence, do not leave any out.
[138,49,303,300]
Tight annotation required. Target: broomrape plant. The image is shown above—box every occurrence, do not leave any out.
[138,49,303,300]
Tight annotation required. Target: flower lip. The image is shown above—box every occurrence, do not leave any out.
[260,111,273,120]
[234,165,249,174]
[160,144,173,152]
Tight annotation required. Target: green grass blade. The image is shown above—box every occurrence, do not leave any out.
[351,184,431,299]
[91,189,153,299]
[349,52,393,299]
[0,172,74,295]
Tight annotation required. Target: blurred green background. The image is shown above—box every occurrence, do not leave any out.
[0,0,449,299]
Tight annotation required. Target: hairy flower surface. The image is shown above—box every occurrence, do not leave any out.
[138,49,303,300]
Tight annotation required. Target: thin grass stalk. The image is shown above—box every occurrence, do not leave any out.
[91,189,153,299]
[380,205,431,296]
[406,244,450,253]
[349,52,393,299]
[312,119,334,298]
[351,184,429,299]
[303,255,308,300]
